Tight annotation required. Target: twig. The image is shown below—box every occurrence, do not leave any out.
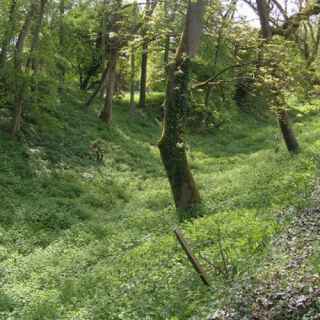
[174,227,210,286]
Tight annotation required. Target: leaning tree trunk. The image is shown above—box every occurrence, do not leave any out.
[278,109,300,153]
[256,0,300,154]
[158,0,206,210]
[84,64,109,111]
[99,53,118,125]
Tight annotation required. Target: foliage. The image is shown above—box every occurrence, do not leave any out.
[0,0,320,318]
[0,95,319,319]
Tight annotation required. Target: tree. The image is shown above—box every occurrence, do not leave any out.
[99,0,123,124]
[58,0,66,94]
[12,0,48,136]
[130,45,136,114]
[11,1,35,136]
[138,0,158,109]
[99,48,119,124]
[255,0,300,153]
[0,0,17,69]
[158,0,206,210]
[163,0,179,80]
[98,0,144,124]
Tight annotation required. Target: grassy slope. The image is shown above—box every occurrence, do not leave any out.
[0,96,320,319]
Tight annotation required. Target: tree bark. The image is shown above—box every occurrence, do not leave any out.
[278,109,300,154]
[27,0,47,72]
[11,3,34,137]
[158,0,206,210]
[138,0,158,109]
[99,0,108,98]
[138,41,148,109]
[130,46,136,114]
[15,4,35,56]
[99,53,118,125]
[0,0,18,69]
[163,0,178,80]
[256,0,273,39]
[159,59,200,210]
[163,0,170,68]
[12,0,47,136]
[58,0,66,94]
[138,0,152,109]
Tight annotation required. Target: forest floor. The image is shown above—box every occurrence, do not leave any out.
[0,94,320,319]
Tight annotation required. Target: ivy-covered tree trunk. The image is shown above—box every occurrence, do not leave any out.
[256,0,300,154]
[159,59,200,209]
[158,0,206,210]
[99,53,118,125]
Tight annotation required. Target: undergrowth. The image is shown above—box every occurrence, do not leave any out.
[0,94,320,319]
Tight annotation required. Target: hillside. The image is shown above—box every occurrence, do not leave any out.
[0,96,319,319]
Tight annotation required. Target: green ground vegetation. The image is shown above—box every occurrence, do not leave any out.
[0,95,320,319]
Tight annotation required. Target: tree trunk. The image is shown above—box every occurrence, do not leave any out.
[137,0,158,109]
[138,0,151,109]
[130,47,136,114]
[84,64,109,111]
[139,41,148,109]
[159,59,200,209]
[11,6,33,137]
[27,0,47,72]
[100,0,108,98]
[278,109,300,153]
[164,35,170,77]
[204,85,212,109]
[0,0,17,69]
[58,0,65,94]
[158,0,206,210]
[11,92,24,136]
[256,0,272,39]
[11,0,47,136]
[163,0,177,79]
[99,53,118,125]
[16,5,34,55]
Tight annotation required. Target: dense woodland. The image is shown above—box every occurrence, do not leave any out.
[0,0,320,319]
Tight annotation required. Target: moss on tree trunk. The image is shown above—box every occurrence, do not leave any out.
[159,0,205,210]
[159,58,200,210]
